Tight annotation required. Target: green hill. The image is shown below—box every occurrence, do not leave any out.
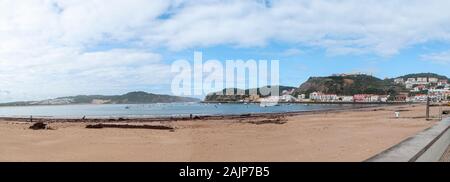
[0,91,200,106]
[61,91,200,104]
[293,74,406,96]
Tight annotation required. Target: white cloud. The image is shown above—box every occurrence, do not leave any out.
[0,47,171,102]
[421,50,450,64]
[145,0,450,56]
[1,0,450,101]
[282,48,303,57]
[3,0,450,55]
[0,0,173,101]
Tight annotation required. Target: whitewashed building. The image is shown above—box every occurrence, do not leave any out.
[298,94,306,100]
[428,77,438,83]
[309,92,322,101]
[394,78,405,84]
[369,95,380,102]
[309,92,338,102]
[413,94,428,102]
[339,96,354,102]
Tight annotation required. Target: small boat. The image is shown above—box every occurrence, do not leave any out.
[260,102,279,107]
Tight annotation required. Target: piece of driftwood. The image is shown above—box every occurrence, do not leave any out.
[86,123,174,130]
[29,122,47,130]
[247,118,287,125]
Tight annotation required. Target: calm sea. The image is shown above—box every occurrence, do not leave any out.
[0,103,368,118]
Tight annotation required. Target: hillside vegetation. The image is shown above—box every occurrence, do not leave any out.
[293,75,406,96]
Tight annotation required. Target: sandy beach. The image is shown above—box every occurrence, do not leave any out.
[0,104,448,162]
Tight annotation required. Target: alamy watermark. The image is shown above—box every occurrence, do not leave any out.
[171,52,280,99]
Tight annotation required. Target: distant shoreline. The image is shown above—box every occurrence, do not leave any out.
[0,103,397,121]
[202,101,415,105]
[0,102,200,108]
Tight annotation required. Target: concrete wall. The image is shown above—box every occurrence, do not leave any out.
[415,126,450,162]
[367,118,450,162]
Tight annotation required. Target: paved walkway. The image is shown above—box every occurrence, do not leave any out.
[439,145,450,162]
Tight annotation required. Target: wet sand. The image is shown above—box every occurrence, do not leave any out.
[0,104,447,162]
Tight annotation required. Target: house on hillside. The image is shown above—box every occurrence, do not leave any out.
[428,77,438,83]
[438,80,448,86]
[417,77,427,82]
[405,77,432,89]
[413,85,427,92]
[394,78,405,84]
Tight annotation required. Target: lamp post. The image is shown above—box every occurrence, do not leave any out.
[426,96,430,120]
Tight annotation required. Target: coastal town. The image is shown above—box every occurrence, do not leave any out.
[237,74,450,104]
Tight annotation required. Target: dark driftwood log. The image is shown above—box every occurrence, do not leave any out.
[247,118,287,125]
[86,123,174,130]
[29,122,47,130]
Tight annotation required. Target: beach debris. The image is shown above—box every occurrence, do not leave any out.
[372,108,386,111]
[245,116,287,125]
[442,110,450,115]
[394,109,410,112]
[29,122,48,130]
[248,119,287,125]
[85,123,174,130]
[105,118,128,122]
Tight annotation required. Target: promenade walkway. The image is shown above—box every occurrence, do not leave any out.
[439,145,450,162]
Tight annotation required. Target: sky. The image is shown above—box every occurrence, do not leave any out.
[1,0,450,102]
